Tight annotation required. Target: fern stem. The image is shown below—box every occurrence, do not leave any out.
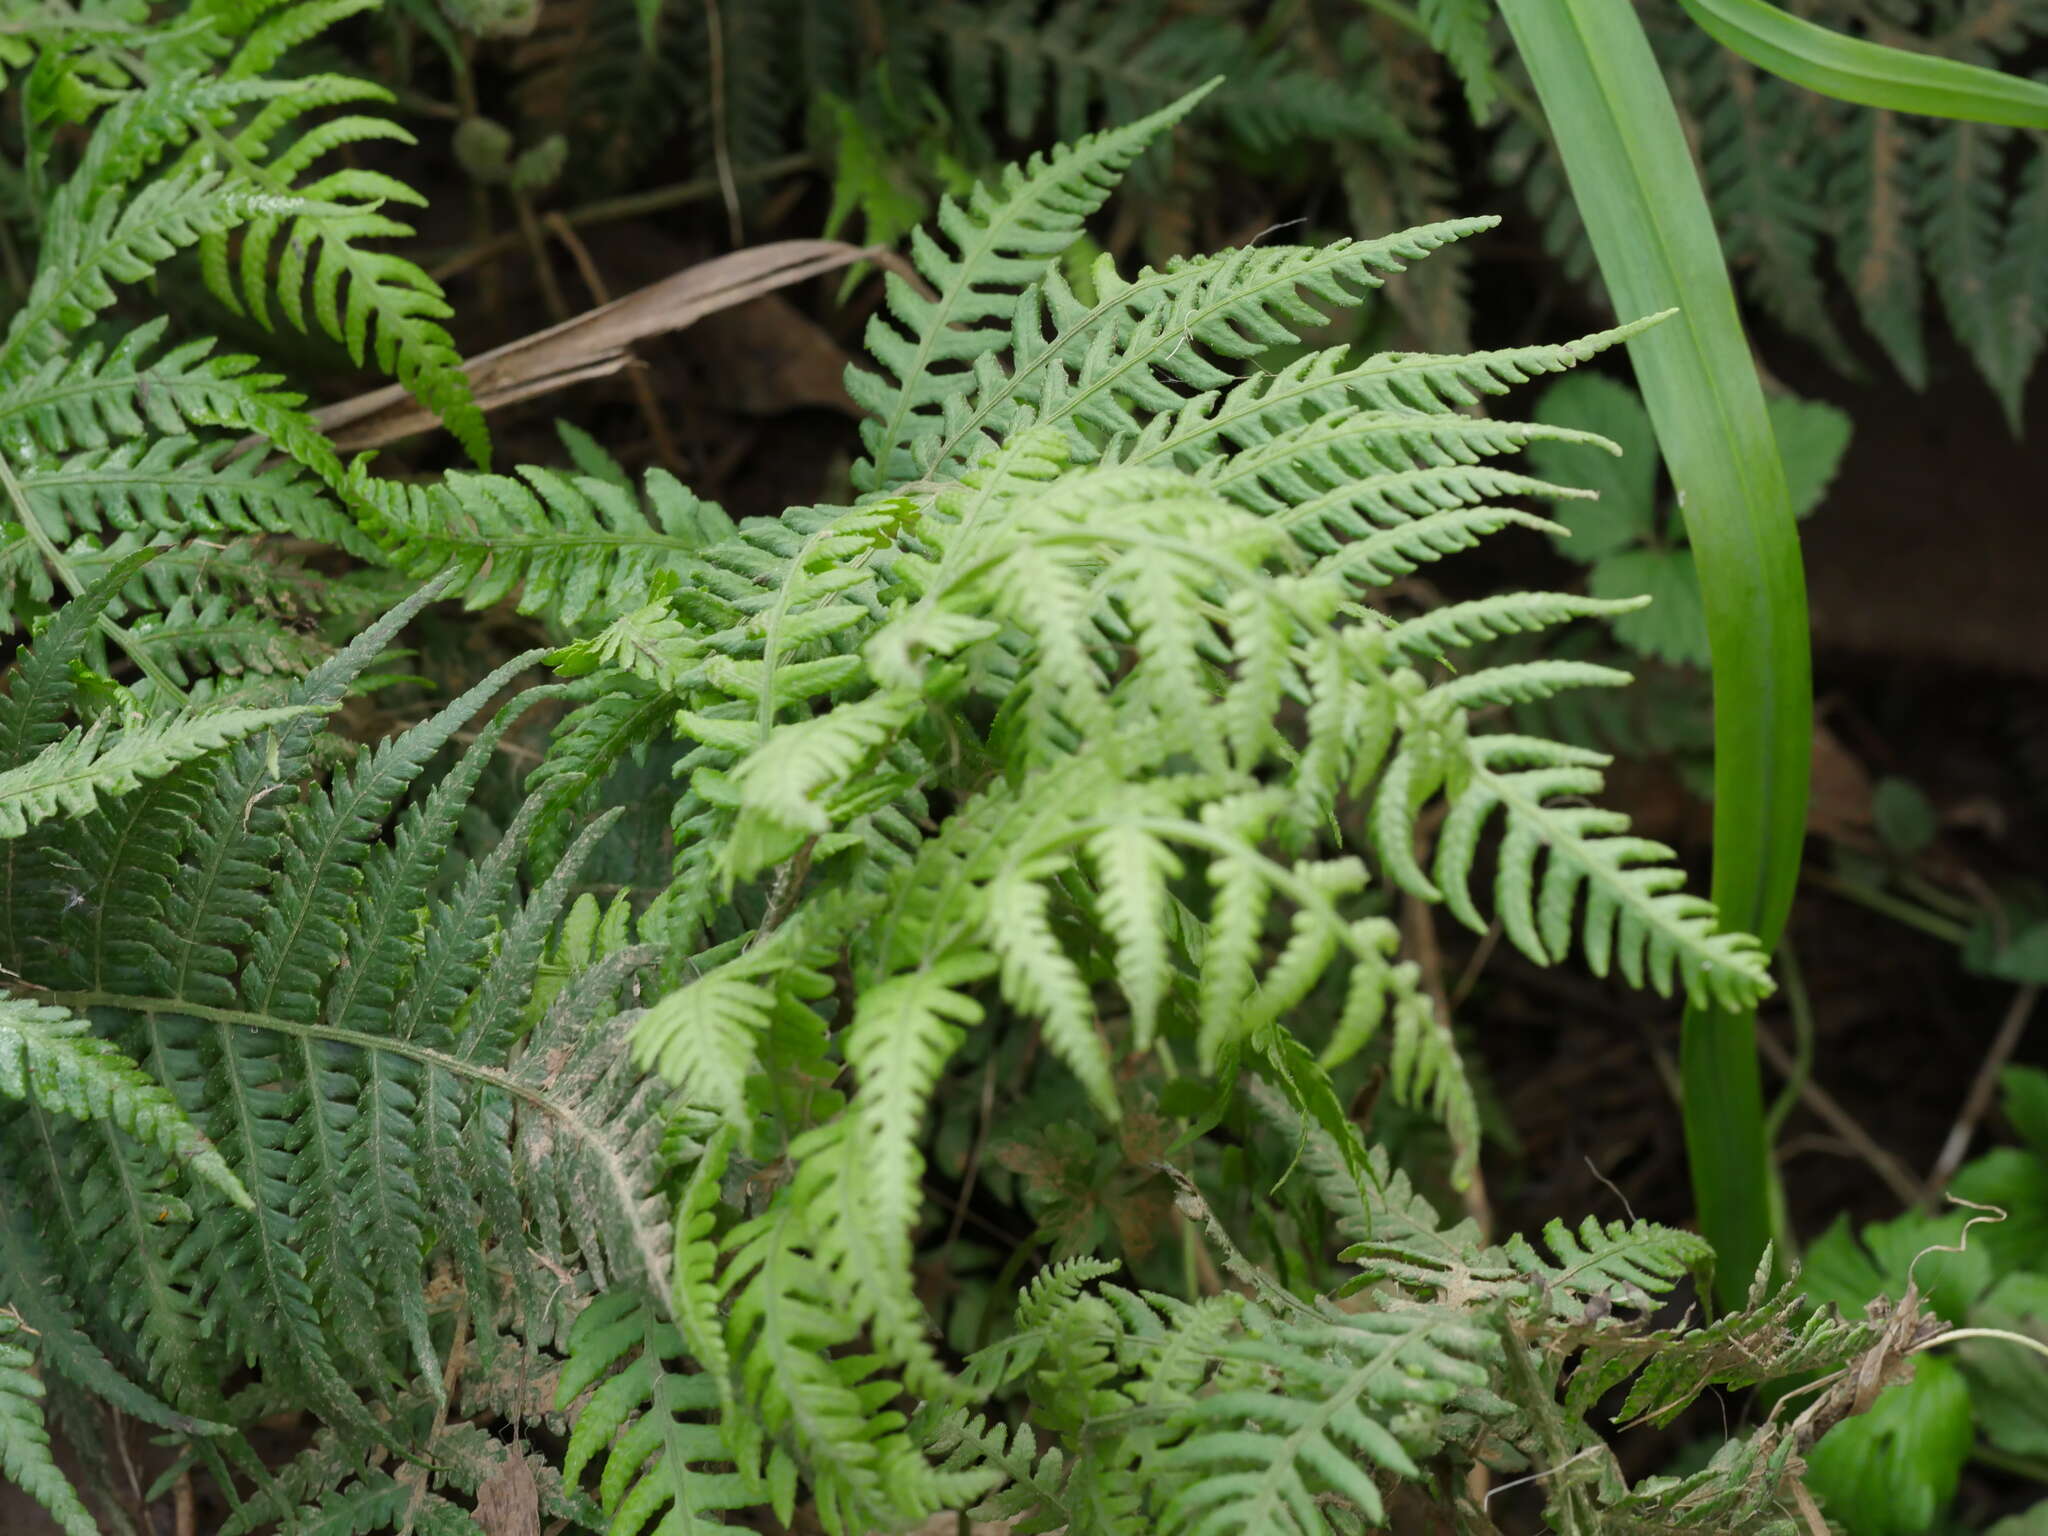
[1913,1327,2048,1364]
[40,989,559,1111]
[426,155,814,283]
[1804,869,1971,946]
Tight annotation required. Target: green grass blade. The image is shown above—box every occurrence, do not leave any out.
[1501,0,1808,1306]
[1676,0,2048,128]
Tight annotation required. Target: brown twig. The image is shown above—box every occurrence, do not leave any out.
[512,189,570,324]
[1928,984,2039,1196]
[1755,1026,1927,1208]
[292,240,873,455]
[428,155,815,283]
[174,1471,197,1536]
[701,0,743,246]
[545,211,686,474]
[1448,915,1503,1009]
[1401,889,1492,1239]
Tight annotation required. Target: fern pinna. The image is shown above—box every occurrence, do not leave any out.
[0,19,1893,1531]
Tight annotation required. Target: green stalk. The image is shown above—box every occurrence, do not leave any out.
[1500,0,1809,1306]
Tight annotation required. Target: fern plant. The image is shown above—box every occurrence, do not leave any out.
[513,92,1902,1536]
[0,18,1932,1532]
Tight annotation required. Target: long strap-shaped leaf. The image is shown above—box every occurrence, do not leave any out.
[1500,0,1807,1307]
[1675,0,2048,128]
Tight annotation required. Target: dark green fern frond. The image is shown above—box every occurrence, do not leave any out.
[357,461,734,627]
[192,69,485,462]
[1567,1254,1875,1427]
[0,582,677,1476]
[13,436,344,547]
[0,998,245,1206]
[121,595,328,684]
[513,0,696,190]
[0,1311,95,1536]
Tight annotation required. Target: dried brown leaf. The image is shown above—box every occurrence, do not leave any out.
[473,1449,540,1536]
[309,240,873,453]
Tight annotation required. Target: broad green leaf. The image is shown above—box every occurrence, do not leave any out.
[1796,1214,1888,1314]
[1960,1272,2048,1460]
[1676,0,2048,128]
[1502,0,1808,1305]
[1804,1354,1973,1536]
[1529,373,1660,561]
[2003,1065,2048,1159]
[1765,392,1852,519]
[1870,777,1936,857]
[1964,904,2048,987]
[1591,548,1709,668]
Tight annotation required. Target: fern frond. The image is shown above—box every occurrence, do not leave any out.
[842,957,989,1379]
[918,223,1499,488]
[848,81,1219,491]
[194,75,486,462]
[357,462,732,626]
[1592,1426,1805,1535]
[125,595,328,682]
[0,702,308,838]
[1156,1307,1502,1533]
[1424,734,1772,1011]
[0,1312,95,1536]
[1420,0,1498,120]
[556,1289,760,1534]
[1502,1215,1715,1317]
[15,435,352,548]
[718,1182,952,1533]
[1112,316,1662,475]
[0,997,245,1206]
[1693,54,1851,370]
[0,548,157,772]
[0,86,295,377]
[1567,1254,1874,1426]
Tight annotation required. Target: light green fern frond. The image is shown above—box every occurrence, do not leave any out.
[847,81,1219,491]
[556,1289,760,1534]
[0,701,308,837]
[1423,732,1770,1010]
[1156,1306,1503,1535]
